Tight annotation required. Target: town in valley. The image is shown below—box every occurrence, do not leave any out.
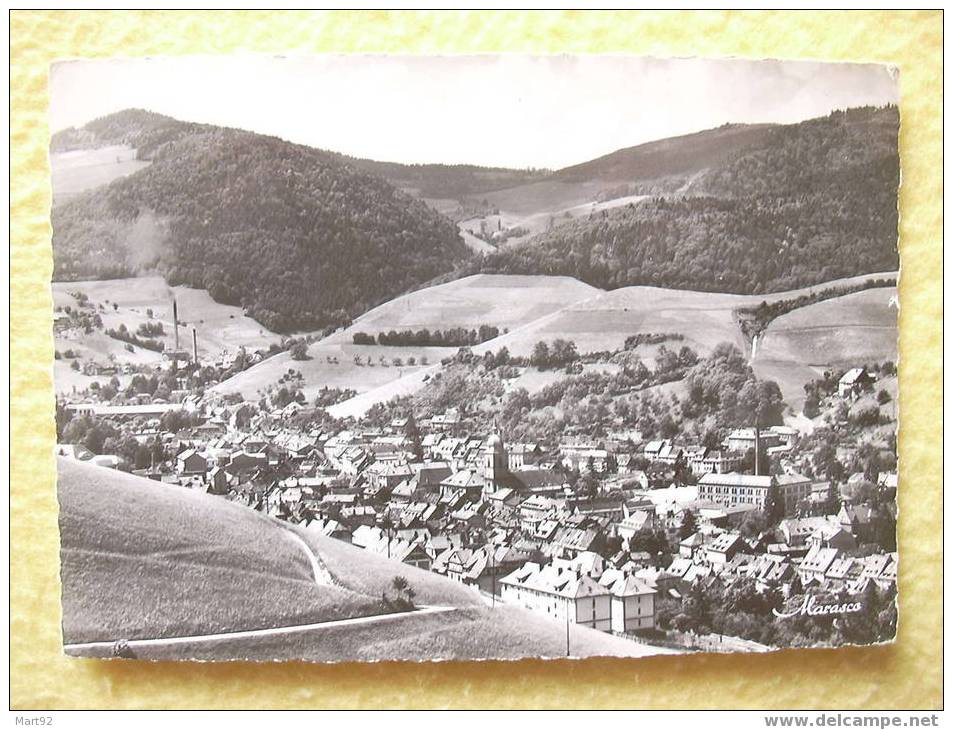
[50,56,900,660]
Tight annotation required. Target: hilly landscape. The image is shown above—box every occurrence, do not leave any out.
[51,110,469,333]
[51,88,901,667]
[459,106,900,294]
[51,106,899,411]
[59,459,668,661]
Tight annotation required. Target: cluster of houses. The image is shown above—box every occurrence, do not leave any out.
[56,380,897,641]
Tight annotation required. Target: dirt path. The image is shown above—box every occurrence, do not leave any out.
[282,527,337,587]
[63,605,458,655]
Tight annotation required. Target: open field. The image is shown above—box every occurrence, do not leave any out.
[338,274,601,335]
[52,277,287,393]
[53,360,135,396]
[59,460,673,661]
[320,273,897,417]
[457,191,650,248]
[502,363,623,395]
[58,271,897,412]
[474,273,898,359]
[51,146,151,202]
[112,603,675,662]
[481,286,749,358]
[214,343,453,403]
[481,178,611,217]
[57,459,383,645]
[215,274,601,403]
[753,287,898,411]
[53,277,284,355]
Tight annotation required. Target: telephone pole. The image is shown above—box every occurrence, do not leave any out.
[565,602,570,657]
[490,547,496,608]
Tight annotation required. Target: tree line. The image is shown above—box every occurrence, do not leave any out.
[352,324,502,347]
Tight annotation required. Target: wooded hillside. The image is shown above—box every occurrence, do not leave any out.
[52,117,468,332]
[464,106,899,294]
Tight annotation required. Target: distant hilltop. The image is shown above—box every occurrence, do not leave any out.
[51,105,898,332]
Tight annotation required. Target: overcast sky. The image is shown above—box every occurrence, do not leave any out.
[49,55,899,170]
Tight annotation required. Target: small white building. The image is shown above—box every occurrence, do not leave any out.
[598,569,657,632]
[838,367,872,399]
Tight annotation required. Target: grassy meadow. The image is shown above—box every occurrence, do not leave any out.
[58,459,383,644]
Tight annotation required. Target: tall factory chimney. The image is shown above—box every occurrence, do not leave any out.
[192,328,198,363]
[754,425,762,476]
[172,297,180,352]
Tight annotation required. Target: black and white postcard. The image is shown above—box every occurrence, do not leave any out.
[50,55,900,662]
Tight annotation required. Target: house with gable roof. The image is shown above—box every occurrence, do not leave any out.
[500,561,612,631]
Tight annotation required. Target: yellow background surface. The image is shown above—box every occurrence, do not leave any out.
[10,10,942,710]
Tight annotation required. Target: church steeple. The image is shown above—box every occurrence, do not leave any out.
[483,430,507,489]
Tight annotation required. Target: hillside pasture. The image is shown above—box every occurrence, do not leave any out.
[474,286,751,358]
[215,274,601,404]
[50,145,151,202]
[457,192,650,249]
[502,363,623,395]
[480,178,610,217]
[58,459,383,645]
[51,277,285,384]
[53,360,136,397]
[753,287,898,410]
[128,604,674,662]
[318,274,898,417]
[213,342,453,403]
[336,274,601,336]
[59,460,673,662]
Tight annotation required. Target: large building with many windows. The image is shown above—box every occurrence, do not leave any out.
[697,472,811,514]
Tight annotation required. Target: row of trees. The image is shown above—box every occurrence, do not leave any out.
[623,332,684,350]
[353,324,502,347]
[530,339,579,370]
[105,323,165,353]
[737,277,896,341]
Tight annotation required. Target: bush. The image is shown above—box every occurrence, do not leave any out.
[288,341,310,361]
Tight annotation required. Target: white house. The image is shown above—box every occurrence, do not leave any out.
[598,569,657,632]
[838,367,872,399]
[500,562,612,631]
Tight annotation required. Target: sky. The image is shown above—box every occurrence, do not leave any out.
[49,55,899,170]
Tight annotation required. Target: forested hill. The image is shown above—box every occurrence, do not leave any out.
[332,156,551,199]
[50,109,205,158]
[464,106,899,294]
[553,122,775,186]
[51,115,469,333]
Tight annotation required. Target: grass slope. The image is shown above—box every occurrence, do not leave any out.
[127,604,672,662]
[59,460,670,661]
[318,273,895,417]
[753,287,898,410]
[50,146,151,203]
[53,276,284,357]
[58,459,381,644]
[471,274,897,359]
[213,274,601,402]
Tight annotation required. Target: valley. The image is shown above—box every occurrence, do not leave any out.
[49,99,901,664]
